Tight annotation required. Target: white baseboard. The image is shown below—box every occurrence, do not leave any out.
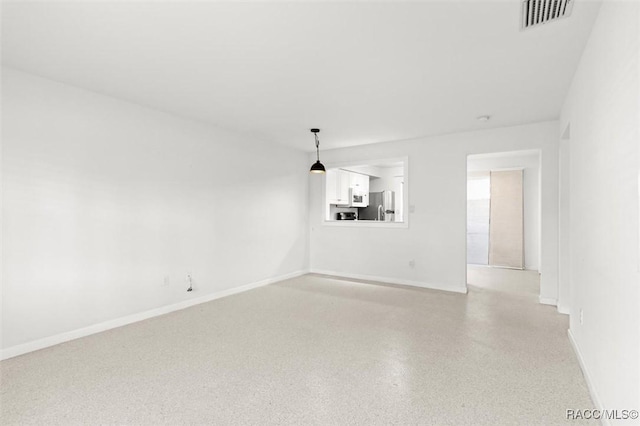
[557,304,570,315]
[568,329,606,425]
[539,296,558,306]
[310,269,468,294]
[1,269,308,361]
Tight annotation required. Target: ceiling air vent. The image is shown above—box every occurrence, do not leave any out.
[521,0,574,30]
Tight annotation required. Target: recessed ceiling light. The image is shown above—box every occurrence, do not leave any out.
[476,115,491,122]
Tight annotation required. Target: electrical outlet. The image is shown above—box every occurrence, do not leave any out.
[409,259,415,268]
[580,309,583,325]
[409,205,416,213]
[162,276,170,287]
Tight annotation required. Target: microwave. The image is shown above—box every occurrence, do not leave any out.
[350,188,368,207]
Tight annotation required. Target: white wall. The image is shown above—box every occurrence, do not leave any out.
[309,121,559,299]
[467,151,541,271]
[558,131,571,315]
[1,68,309,354]
[369,166,404,192]
[559,0,640,416]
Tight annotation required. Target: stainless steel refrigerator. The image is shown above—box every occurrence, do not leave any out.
[358,190,395,221]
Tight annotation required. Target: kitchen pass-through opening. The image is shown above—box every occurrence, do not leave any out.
[323,157,408,227]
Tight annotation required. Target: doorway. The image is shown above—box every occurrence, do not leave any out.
[466,150,541,296]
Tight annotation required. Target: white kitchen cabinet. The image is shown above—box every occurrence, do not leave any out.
[326,169,350,205]
[349,172,370,194]
[327,169,370,206]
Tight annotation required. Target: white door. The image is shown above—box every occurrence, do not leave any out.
[488,170,524,269]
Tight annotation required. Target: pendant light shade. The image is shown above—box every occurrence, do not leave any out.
[310,160,326,173]
[309,128,326,174]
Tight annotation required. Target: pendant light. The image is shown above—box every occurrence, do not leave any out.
[309,128,326,174]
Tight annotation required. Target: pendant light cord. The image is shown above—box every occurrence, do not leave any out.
[315,133,320,162]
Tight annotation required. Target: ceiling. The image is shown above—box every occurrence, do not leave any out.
[1,1,601,151]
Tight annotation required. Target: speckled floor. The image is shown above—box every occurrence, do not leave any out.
[467,264,540,297]
[1,274,593,425]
